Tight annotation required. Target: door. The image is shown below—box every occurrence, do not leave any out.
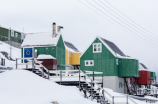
[24,48,33,63]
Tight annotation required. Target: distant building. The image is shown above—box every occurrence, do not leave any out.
[0,26,26,48]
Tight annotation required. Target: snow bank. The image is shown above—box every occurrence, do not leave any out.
[0,41,21,60]
[0,70,98,104]
[0,41,21,68]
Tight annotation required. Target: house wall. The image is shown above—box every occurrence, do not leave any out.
[65,49,69,64]
[118,58,139,77]
[80,38,118,76]
[150,71,156,80]
[69,52,81,65]
[56,35,65,70]
[65,49,81,65]
[103,76,126,93]
[34,46,56,58]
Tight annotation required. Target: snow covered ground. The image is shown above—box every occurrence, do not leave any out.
[0,70,99,104]
[0,41,21,68]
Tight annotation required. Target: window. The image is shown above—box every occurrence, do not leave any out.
[11,30,14,37]
[15,33,18,37]
[93,43,102,53]
[69,52,71,57]
[116,59,118,65]
[85,60,94,66]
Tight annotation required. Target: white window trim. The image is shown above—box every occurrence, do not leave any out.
[11,30,14,37]
[69,52,71,57]
[116,59,118,65]
[85,60,94,66]
[93,43,102,53]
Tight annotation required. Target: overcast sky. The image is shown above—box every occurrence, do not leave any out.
[0,0,158,77]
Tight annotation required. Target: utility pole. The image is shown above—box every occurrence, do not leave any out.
[9,28,12,60]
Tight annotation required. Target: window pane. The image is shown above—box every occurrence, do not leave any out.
[94,44,96,47]
[98,44,101,47]
[98,48,101,51]
[90,61,93,65]
[94,47,96,51]
[86,62,89,65]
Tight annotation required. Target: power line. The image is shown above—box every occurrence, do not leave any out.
[93,0,158,44]
[84,0,158,48]
[103,0,158,39]
[77,0,158,49]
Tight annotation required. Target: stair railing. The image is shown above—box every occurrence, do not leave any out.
[34,58,50,79]
[16,58,50,79]
[80,70,137,104]
[79,70,110,103]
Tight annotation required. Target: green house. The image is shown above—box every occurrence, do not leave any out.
[21,32,65,70]
[0,26,26,44]
[80,36,139,77]
[150,71,156,80]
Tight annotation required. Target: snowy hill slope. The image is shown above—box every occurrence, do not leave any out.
[0,41,21,68]
[0,70,98,104]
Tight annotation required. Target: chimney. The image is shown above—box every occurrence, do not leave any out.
[53,23,56,37]
[57,26,63,35]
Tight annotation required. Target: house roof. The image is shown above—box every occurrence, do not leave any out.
[21,32,60,47]
[100,37,126,57]
[64,41,79,52]
[80,36,137,60]
[140,63,148,70]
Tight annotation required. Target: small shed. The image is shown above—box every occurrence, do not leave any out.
[135,70,150,85]
[37,55,57,70]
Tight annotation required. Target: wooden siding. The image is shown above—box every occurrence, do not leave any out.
[118,58,139,77]
[56,35,65,70]
[65,49,81,65]
[80,38,118,76]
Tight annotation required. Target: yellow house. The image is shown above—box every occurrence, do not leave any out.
[64,41,81,69]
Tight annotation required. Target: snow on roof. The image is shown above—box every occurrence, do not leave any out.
[139,63,148,71]
[140,63,148,69]
[37,54,56,59]
[100,37,126,57]
[64,41,79,52]
[21,32,60,47]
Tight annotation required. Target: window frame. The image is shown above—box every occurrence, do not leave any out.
[11,30,14,37]
[93,43,102,53]
[85,60,94,66]
[116,59,118,65]
[15,33,18,37]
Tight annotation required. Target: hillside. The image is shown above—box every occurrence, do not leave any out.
[0,70,98,104]
[0,41,21,68]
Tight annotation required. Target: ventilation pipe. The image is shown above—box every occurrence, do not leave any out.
[57,26,63,36]
[53,23,56,37]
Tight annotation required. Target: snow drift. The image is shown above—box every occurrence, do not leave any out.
[0,70,98,104]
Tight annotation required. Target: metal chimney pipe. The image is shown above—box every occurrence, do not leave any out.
[53,23,56,37]
[57,26,63,35]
